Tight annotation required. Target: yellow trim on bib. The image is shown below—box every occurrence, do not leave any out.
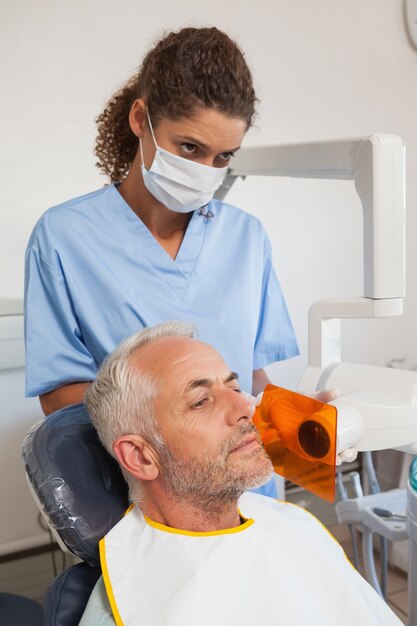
[124,503,134,516]
[237,508,249,522]
[143,514,254,536]
[99,537,124,626]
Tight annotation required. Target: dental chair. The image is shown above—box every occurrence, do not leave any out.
[22,403,129,626]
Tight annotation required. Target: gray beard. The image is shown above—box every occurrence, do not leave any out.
[156,423,273,514]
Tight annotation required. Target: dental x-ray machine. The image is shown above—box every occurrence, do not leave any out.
[218,134,414,455]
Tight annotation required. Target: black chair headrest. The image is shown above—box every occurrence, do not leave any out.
[22,403,129,566]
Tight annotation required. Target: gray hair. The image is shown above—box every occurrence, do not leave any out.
[85,320,196,462]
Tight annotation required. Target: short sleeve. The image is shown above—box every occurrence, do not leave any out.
[253,236,299,370]
[24,229,97,397]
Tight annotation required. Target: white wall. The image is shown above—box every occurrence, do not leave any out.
[1,1,417,548]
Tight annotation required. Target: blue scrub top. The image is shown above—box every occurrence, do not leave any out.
[25,184,298,397]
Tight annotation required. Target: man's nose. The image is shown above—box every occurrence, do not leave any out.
[222,389,254,426]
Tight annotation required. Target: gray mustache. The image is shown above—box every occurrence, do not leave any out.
[225,422,260,454]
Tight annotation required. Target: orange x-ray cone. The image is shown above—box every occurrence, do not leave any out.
[253,384,337,502]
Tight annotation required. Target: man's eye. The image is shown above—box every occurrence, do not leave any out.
[191,397,208,409]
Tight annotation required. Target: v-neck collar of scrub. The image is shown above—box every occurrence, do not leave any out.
[110,184,211,299]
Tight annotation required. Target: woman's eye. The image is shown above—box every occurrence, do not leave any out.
[217,151,235,162]
[181,143,197,155]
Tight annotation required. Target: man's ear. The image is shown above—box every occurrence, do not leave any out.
[113,434,159,482]
[129,98,147,139]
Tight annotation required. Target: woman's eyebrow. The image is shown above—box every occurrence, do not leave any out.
[176,135,210,150]
[176,135,241,153]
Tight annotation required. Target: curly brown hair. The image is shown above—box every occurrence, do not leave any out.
[95,27,257,183]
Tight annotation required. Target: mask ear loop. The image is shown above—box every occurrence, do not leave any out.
[139,108,158,170]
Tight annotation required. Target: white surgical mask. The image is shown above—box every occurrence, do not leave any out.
[140,111,228,213]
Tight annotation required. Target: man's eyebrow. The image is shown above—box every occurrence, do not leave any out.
[185,371,239,392]
[225,371,239,384]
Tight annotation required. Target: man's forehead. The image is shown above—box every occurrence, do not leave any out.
[133,335,226,375]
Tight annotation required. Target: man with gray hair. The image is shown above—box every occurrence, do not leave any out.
[80,321,401,626]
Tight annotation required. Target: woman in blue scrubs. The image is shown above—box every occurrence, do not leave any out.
[24,28,299,495]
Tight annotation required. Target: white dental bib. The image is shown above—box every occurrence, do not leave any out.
[100,492,401,626]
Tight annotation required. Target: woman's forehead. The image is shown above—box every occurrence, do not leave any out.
[157,108,246,146]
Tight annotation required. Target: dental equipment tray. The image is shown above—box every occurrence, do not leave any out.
[336,489,407,542]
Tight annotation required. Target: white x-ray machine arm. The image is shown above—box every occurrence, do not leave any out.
[218,134,416,453]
